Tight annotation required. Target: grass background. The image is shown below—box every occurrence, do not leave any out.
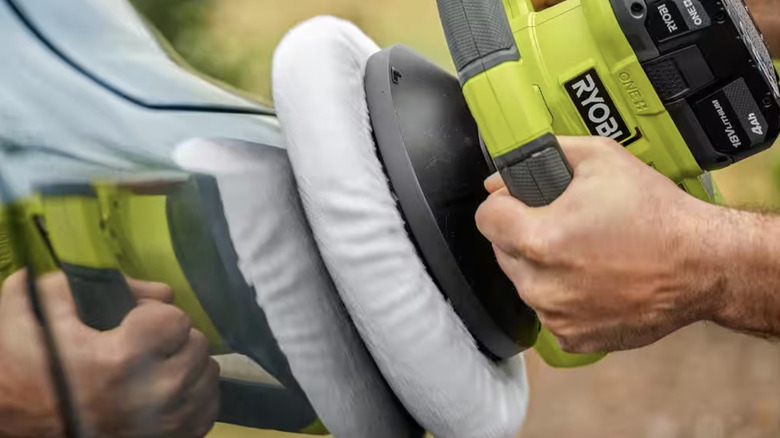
[129,1,780,437]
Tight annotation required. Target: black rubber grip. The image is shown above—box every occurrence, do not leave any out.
[494,134,573,207]
[62,264,136,331]
[644,59,687,101]
[435,0,520,81]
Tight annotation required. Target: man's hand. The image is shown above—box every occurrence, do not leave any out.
[0,270,220,438]
[476,136,727,354]
[746,0,780,56]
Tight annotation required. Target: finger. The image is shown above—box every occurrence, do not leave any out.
[196,395,221,438]
[191,358,220,398]
[126,278,174,304]
[119,301,191,357]
[164,329,211,393]
[178,358,220,437]
[493,245,538,305]
[484,172,505,193]
[476,189,540,256]
[36,271,83,326]
[185,395,220,438]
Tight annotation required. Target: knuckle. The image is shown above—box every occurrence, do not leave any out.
[595,136,620,150]
[189,329,210,358]
[100,338,134,371]
[161,413,189,438]
[577,159,600,175]
[474,201,493,226]
[551,327,602,354]
[519,283,542,309]
[206,358,221,381]
[551,330,583,353]
[475,198,502,235]
[162,312,192,347]
[522,225,569,264]
[521,230,554,263]
[191,422,215,438]
[152,303,191,333]
[540,227,566,255]
[162,370,187,401]
[138,298,166,313]
[542,315,573,337]
[120,304,149,331]
[557,338,582,354]
[170,306,192,331]
[180,362,220,437]
[191,405,218,438]
[521,277,559,311]
[537,314,557,331]
[151,282,175,303]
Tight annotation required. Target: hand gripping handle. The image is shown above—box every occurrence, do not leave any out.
[436,0,601,368]
[435,0,520,82]
[62,264,136,331]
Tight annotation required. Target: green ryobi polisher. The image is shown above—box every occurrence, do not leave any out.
[367,0,780,366]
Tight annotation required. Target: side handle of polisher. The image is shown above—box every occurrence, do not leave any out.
[435,0,574,207]
[38,185,136,331]
[61,264,135,331]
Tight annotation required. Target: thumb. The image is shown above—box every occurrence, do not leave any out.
[34,272,174,332]
[0,270,85,335]
[477,136,616,253]
[476,189,543,256]
[126,277,174,304]
[35,271,82,327]
[484,172,505,194]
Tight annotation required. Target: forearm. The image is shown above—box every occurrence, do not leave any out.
[0,364,62,438]
[748,0,780,56]
[0,410,61,438]
[701,204,780,338]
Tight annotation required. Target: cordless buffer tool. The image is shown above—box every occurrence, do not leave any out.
[367,0,780,366]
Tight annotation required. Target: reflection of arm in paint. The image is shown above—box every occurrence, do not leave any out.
[0,270,219,438]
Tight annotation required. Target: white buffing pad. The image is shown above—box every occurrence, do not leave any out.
[273,16,530,438]
[174,138,421,437]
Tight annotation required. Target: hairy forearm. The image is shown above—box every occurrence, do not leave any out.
[748,0,780,56]
[0,411,61,438]
[0,364,62,438]
[700,205,780,338]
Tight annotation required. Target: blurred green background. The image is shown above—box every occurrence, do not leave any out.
[130,1,780,437]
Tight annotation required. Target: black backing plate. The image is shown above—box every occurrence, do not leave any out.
[365,45,540,359]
